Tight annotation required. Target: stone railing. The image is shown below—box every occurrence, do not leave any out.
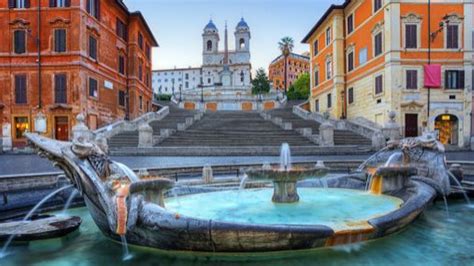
[94,106,170,139]
[293,103,381,147]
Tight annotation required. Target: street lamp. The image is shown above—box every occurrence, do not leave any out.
[179,84,182,102]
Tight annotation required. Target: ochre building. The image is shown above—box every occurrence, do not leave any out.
[0,0,158,149]
[303,0,473,147]
[268,52,310,91]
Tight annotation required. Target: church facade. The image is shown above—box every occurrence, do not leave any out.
[153,18,252,97]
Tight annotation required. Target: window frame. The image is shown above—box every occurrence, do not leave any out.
[88,77,98,98]
[348,87,354,104]
[53,28,67,53]
[327,93,332,109]
[54,73,68,104]
[347,13,354,35]
[374,31,383,57]
[49,0,71,8]
[374,74,384,95]
[118,90,126,107]
[14,74,27,104]
[373,0,383,13]
[88,35,98,60]
[325,27,331,46]
[405,69,418,90]
[13,29,26,54]
[313,40,319,56]
[445,70,465,90]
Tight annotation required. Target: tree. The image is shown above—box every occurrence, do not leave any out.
[251,68,270,95]
[286,73,310,100]
[278,36,294,94]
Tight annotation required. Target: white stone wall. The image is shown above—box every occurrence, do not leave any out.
[153,68,202,95]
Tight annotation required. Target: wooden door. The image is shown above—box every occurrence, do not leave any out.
[55,116,69,141]
[405,114,418,137]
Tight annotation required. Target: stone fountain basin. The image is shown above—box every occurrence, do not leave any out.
[85,174,437,253]
[375,166,418,177]
[244,166,328,181]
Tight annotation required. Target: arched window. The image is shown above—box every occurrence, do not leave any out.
[207,40,212,51]
[239,38,245,49]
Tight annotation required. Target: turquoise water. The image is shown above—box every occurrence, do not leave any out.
[165,188,403,229]
[1,201,474,265]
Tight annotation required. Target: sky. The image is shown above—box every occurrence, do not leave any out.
[124,0,342,73]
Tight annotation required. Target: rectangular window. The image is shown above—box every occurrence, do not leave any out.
[116,18,127,40]
[374,0,382,12]
[89,36,97,60]
[347,51,354,72]
[49,0,70,7]
[315,99,319,112]
[359,47,368,65]
[9,0,30,8]
[375,75,383,94]
[14,117,29,139]
[118,55,125,75]
[89,78,98,98]
[138,63,143,81]
[326,27,331,46]
[348,87,354,104]
[447,25,459,49]
[374,32,383,56]
[313,40,318,56]
[347,14,354,34]
[406,70,418,90]
[54,29,66,53]
[118,90,125,107]
[15,75,27,104]
[13,30,26,54]
[405,24,417,49]
[314,70,319,86]
[326,60,332,80]
[139,96,143,110]
[54,74,67,103]
[138,32,144,50]
[86,0,100,19]
[146,44,151,59]
[445,70,465,89]
[327,93,332,108]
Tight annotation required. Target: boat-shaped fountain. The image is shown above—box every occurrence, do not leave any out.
[22,117,451,253]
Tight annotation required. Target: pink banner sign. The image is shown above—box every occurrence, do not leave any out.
[424,64,441,88]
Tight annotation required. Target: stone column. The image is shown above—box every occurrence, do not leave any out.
[202,164,213,184]
[382,111,401,142]
[138,123,153,148]
[72,114,92,142]
[319,115,334,147]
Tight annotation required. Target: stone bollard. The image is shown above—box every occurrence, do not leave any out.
[194,113,202,121]
[302,128,312,137]
[372,130,386,150]
[138,122,153,148]
[382,111,401,142]
[177,123,187,131]
[202,164,213,184]
[273,117,283,126]
[448,164,464,186]
[72,113,93,142]
[283,122,292,130]
[160,129,170,138]
[319,121,334,147]
[185,117,194,127]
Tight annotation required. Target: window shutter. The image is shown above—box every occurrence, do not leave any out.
[24,0,30,8]
[444,71,449,88]
[459,71,465,89]
[8,0,14,8]
[86,0,90,13]
[49,0,55,7]
[65,0,71,7]
[96,0,100,20]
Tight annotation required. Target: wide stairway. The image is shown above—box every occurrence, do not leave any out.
[266,104,371,146]
[108,103,198,148]
[158,111,316,147]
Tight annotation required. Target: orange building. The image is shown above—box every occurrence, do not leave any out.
[268,52,310,90]
[0,0,158,149]
[303,0,473,148]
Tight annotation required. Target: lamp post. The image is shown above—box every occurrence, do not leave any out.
[171,79,175,100]
[179,84,182,103]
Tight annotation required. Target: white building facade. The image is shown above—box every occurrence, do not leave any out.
[153,68,201,96]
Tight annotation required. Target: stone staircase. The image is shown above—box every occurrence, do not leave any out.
[158,111,316,147]
[264,103,372,146]
[108,103,200,148]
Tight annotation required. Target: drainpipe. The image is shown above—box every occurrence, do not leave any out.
[427,0,431,128]
[37,0,42,109]
[342,9,347,120]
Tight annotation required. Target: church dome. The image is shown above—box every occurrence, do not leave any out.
[236,18,249,30]
[204,20,218,33]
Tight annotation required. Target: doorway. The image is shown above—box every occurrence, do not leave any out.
[435,114,458,145]
[54,116,69,141]
[405,114,418,137]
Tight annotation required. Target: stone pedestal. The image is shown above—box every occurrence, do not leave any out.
[382,111,401,142]
[138,123,153,148]
[283,122,292,130]
[301,128,312,137]
[372,130,386,150]
[319,122,334,147]
[72,114,93,142]
[2,123,12,151]
[272,181,299,203]
[202,165,213,184]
